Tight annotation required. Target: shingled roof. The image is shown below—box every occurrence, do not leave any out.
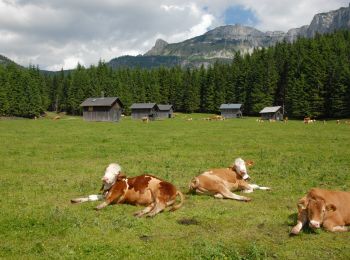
[219,104,242,109]
[259,106,282,113]
[80,97,123,107]
[130,103,158,109]
[158,104,173,111]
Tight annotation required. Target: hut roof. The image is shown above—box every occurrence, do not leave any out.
[219,104,242,109]
[259,106,281,113]
[80,97,123,107]
[158,104,173,111]
[130,103,158,109]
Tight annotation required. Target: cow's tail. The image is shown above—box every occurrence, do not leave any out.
[188,177,199,194]
[170,190,185,211]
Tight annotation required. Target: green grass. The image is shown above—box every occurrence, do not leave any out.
[0,114,349,259]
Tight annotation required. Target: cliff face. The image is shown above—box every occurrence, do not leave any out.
[145,4,350,59]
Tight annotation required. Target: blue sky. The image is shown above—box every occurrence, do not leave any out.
[224,5,258,26]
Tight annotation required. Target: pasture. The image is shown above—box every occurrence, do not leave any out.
[0,114,349,259]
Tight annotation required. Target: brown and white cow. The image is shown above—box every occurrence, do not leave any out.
[189,158,270,201]
[71,163,184,217]
[290,188,350,235]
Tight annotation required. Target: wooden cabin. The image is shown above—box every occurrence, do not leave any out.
[130,103,159,120]
[259,106,283,121]
[158,104,174,119]
[80,97,123,122]
[219,104,243,118]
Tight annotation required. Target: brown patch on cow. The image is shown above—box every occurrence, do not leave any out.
[104,180,128,204]
[159,181,177,200]
[177,218,199,225]
[127,175,152,193]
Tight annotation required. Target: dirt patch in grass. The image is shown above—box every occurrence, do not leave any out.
[177,218,199,225]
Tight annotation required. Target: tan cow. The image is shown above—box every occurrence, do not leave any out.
[290,188,350,235]
[71,163,184,217]
[189,158,270,201]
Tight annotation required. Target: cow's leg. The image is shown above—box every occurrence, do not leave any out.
[290,196,308,235]
[248,184,271,191]
[95,189,122,211]
[323,214,348,232]
[214,193,224,199]
[219,186,251,201]
[290,208,308,235]
[71,194,104,204]
[134,203,155,217]
[328,226,349,232]
[146,200,167,217]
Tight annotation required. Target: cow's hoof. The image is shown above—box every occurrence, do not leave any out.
[70,199,81,204]
[245,198,252,202]
[289,228,300,236]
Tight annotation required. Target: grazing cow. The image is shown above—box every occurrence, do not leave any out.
[141,117,149,123]
[189,158,270,201]
[71,163,184,217]
[290,188,350,235]
[210,115,225,121]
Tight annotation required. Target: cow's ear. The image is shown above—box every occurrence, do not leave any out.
[326,204,336,212]
[117,173,126,180]
[245,160,254,167]
[297,197,308,210]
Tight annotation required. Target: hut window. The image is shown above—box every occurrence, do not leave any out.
[88,106,93,112]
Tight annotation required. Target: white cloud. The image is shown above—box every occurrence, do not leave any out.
[0,0,348,70]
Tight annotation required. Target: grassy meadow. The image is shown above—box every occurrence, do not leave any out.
[0,113,349,259]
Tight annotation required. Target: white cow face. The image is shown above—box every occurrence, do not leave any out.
[234,158,250,180]
[101,163,121,191]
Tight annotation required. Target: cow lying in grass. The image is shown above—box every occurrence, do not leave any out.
[189,158,270,201]
[290,188,350,235]
[71,163,184,217]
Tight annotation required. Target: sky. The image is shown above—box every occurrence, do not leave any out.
[0,0,348,70]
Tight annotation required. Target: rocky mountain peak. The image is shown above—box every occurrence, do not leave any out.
[145,39,168,56]
[204,24,265,39]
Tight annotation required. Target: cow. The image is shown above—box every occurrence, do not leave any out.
[141,117,149,123]
[71,163,184,217]
[290,188,350,235]
[188,158,270,201]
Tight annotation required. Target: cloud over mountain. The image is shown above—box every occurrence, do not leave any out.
[0,0,348,70]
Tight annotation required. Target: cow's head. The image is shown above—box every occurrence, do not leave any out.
[101,163,122,192]
[307,198,336,229]
[234,158,250,180]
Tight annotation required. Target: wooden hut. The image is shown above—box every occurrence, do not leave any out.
[219,104,243,118]
[130,103,159,120]
[80,97,123,122]
[259,106,283,121]
[158,104,174,119]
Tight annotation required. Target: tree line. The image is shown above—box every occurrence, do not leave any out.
[1,30,350,118]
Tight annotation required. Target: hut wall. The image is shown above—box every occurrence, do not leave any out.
[261,111,283,121]
[131,109,151,119]
[220,109,242,118]
[158,109,173,119]
[83,103,121,122]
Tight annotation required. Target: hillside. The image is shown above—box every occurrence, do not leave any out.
[0,54,20,67]
[108,4,350,68]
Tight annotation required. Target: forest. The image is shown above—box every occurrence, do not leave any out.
[0,30,350,118]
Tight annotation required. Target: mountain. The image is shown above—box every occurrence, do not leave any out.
[0,54,19,67]
[108,3,350,69]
